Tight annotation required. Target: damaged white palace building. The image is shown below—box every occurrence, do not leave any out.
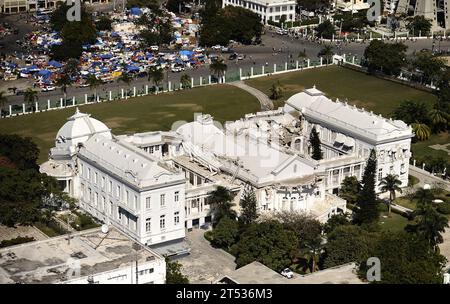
[40,87,414,250]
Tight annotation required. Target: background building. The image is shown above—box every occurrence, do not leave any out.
[222,0,296,24]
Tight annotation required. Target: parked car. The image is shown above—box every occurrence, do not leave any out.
[150,45,159,51]
[229,53,238,60]
[281,268,294,279]
[193,47,205,53]
[237,54,245,60]
[171,66,185,73]
[211,45,222,50]
[41,86,56,92]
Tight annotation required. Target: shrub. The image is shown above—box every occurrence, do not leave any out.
[0,236,35,248]
[437,203,450,215]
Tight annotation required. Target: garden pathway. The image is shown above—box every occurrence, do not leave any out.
[230,81,274,111]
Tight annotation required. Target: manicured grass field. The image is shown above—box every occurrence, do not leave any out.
[246,65,450,162]
[0,85,260,164]
[378,212,409,232]
[245,65,437,117]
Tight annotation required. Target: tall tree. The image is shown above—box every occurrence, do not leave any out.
[412,123,432,141]
[86,74,102,100]
[339,176,361,205]
[208,186,236,226]
[269,81,283,100]
[407,15,432,36]
[55,74,72,105]
[239,187,258,225]
[353,149,379,225]
[379,174,402,215]
[210,216,239,250]
[318,44,334,65]
[315,20,335,39]
[23,88,38,112]
[147,67,164,91]
[0,91,7,116]
[413,204,449,251]
[363,40,407,76]
[309,126,322,160]
[209,59,227,81]
[165,257,189,284]
[180,74,191,89]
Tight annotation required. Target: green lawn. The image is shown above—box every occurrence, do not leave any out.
[0,85,260,164]
[245,65,437,117]
[378,212,409,232]
[245,65,450,162]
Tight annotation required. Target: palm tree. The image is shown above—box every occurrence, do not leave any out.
[414,187,434,207]
[24,88,38,112]
[414,203,449,251]
[298,49,308,64]
[429,105,448,132]
[208,185,236,227]
[180,74,191,89]
[86,74,102,100]
[412,122,431,141]
[55,74,72,105]
[318,44,334,65]
[379,174,402,215]
[148,67,164,92]
[209,59,227,82]
[269,81,283,100]
[0,91,7,116]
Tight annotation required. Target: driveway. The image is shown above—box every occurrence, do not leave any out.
[176,229,236,284]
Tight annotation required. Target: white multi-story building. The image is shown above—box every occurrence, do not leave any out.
[222,0,296,24]
[1,0,110,14]
[40,87,413,248]
[0,227,166,284]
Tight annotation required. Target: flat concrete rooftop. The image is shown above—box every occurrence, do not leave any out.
[0,227,162,284]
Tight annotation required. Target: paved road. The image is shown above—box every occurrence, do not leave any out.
[409,166,450,192]
[176,229,236,284]
[229,81,274,110]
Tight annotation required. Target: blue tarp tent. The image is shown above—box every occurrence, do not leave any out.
[48,60,62,68]
[100,54,113,59]
[130,7,142,16]
[179,50,194,59]
[125,65,140,72]
[38,69,52,78]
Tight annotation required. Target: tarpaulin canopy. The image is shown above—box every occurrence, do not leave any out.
[48,60,62,68]
[100,54,113,59]
[125,64,139,72]
[38,69,52,78]
[130,7,142,16]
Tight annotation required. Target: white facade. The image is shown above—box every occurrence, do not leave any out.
[1,0,110,14]
[222,0,296,24]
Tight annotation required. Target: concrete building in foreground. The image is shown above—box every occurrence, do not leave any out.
[222,0,296,24]
[40,87,413,251]
[0,227,166,284]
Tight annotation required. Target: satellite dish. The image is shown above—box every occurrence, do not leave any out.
[101,224,109,234]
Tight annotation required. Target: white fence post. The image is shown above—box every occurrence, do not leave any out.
[35,101,38,112]
[200,77,202,86]
[285,62,288,70]
[296,60,299,69]
[133,87,136,97]
[250,66,253,77]
[274,63,277,73]
[320,57,323,66]
[307,59,310,68]
[191,77,194,88]
[145,85,148,95]
[22,103,25,114]
[239,68,242,80]
[262,65,265,75]
[60,98,63,108]
[9,104,12,115]
[72,97,75,106]
[85,94,88,104]
[209,75,211,84]
[352,56,355,64]
[97,95,100,102]
[47,100,50,110]
[168,82,171,92]
[109,91,112,101]
[121,89,124,99]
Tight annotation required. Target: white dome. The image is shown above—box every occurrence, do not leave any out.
[55,108,112,149]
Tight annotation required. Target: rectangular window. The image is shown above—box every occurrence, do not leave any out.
[160,194,165,207]
[110,201,113,215]
[109,181,112,193]
[155,145,159,151]
[174,191,179,202]
[116,185,121,199]
[378,168,383,181]
[125,190,129,205]
[134,195,138,209]
[174,211,180,225]
[94,192,98,206]
[101,176,105,188]
[160,215,165,229]
[87,168,91,180]
[149,146,154,153]
[146,218,151,232]
[94,172,98,184]
[146,197,151,209]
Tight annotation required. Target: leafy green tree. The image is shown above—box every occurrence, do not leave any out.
[64,58,80,78]
[339,176,361,205]
[209,59,227,81]
[231,220,298,271]
[407,15,432,36]
[148,67,164,91]
[86,74,102,99]
[323,225,378,268]
[392,100,430,125]
[211,216,239,250]
[429,105,449,132]
[323,213,351,234]
[315,20,335,39]
[379,174,402,215]
[165,257,189,284]
[55,74,72,104]
[95,15,112,31]
[0,134,40,170]
[208,186,236,226]
[24,88,38,112]
[414,187,434,206]
[412,204,449,251]
[363,40,407,76]
[269,81,283,100]
[412,51,446,85]
[353,149,379,225]
[180,74,191,89]
[239,187,258,225]
[361,231,446,284]
[0,91,7,115]
[318,44,334,65]
[309,126,322,160]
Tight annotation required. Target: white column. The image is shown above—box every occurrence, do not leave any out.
[133,86,136,97]
[85,94,88,104]
[262,65,265,75]
[191,77,194,88]
[200,77,202,86]
[208,75,211,84]
[47,100,50,109]
[121,89,124,99]
[320,57,323,66]
[72,96,75,106]
[250,66,253,76]
[109,91,112,101]
[239,68,242,80]
[9,104,12,115]
[274,63,277,73]
[97,95,100,102]
[168,82,171,91]
[285,62,288,70]
[352,56,355,64]
[307,59,310,67]
[22,103,25,114]
[296,60,299,69]
[60,98,63,108]
[145,85,148,95]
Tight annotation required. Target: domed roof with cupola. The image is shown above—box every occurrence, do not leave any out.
[54,108,112,150]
